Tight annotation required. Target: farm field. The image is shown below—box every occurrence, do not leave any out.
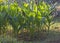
[0,0,60,43]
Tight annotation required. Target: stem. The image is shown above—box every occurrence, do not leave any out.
[48,23,50,35]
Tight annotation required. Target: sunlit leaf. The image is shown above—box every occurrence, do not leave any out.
[33,4,37,13]
[23,2,29,7]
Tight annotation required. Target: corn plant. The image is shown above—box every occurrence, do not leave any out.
[0,5,7,34]
[0,0,55,40]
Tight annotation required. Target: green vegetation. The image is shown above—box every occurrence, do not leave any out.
[0,0,59,43]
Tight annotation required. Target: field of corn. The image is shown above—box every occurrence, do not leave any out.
[0,0,60,43]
